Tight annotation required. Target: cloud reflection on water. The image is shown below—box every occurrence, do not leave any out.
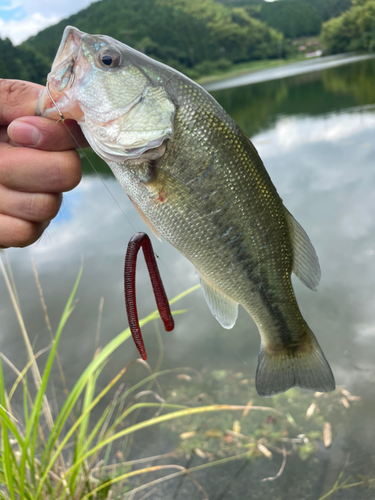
[1,102,375,395]
[251,107,375,382]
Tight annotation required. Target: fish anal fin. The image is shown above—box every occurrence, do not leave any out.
[256,334,335,397]
[129,197,162,242]
[285,208,321,291]
[198,273,238,329]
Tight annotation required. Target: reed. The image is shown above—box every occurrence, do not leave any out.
[0,255,260,499]
[0,252,366,499]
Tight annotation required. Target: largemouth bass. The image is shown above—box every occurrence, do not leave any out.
[36,26,335,396]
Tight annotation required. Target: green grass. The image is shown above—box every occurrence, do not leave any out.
[0,251,368,499]
[0,255,268,499]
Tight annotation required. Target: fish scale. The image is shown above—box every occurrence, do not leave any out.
[36,25,335,396]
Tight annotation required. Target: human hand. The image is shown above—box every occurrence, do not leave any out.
[0,79,89,249]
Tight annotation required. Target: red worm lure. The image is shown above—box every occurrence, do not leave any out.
[124,232,174,360]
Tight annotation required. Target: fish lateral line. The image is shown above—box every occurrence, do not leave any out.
[124,232,174,360]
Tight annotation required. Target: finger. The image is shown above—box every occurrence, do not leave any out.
[0,80,44,126]
[0,185,62,222]
[0,213,49,248]
[8,116,90,151]
[0,144,82,193]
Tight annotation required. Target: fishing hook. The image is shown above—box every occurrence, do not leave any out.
[46,81,66,122]
[124,232,174,360]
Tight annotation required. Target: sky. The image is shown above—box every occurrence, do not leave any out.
[0,0,96,44]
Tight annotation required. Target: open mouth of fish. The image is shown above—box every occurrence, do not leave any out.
[36,27,87,121]
[36,26,175,162]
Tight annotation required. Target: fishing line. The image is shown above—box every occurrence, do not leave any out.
[65,126,139,232]
[45,83,188,291]
[46,83,137,232]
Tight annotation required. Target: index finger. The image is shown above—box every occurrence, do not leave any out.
[0,79,90,150]
[0,79,43,125]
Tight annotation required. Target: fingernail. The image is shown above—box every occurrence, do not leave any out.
[8,121,41,146]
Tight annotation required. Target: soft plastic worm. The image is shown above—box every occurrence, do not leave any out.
[124,232,174,360]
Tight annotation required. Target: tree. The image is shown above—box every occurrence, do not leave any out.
[321,0,375,53]
[259,1,321,38]
[0,38,50,84]
[293,0,352,21]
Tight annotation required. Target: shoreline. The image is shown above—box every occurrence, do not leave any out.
[195,56,306,86]
[200,53,375,92]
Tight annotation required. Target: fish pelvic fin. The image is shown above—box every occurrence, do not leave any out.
[198,272,238,329]
[255,332,335,397]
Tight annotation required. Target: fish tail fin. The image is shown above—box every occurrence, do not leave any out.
[255,331,335,397]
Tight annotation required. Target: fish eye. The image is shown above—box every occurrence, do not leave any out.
[98,49,121,69]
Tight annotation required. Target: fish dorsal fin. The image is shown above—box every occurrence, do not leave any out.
[129,197,162,242]
[285,208,321,291]
[198,273,238,329]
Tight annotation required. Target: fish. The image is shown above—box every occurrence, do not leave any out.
[36,26,335,396]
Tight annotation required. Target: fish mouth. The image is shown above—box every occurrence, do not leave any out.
[36,26,85,119]
[52,26,84,72]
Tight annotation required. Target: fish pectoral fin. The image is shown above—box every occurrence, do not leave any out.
[255,334,335,397]
[285,208,321,291]
[198,273,238,329]
[129,197,162,242]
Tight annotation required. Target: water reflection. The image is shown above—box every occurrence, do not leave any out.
[212,58,375,137]
[1,57,375,498]
[251,106,375,390]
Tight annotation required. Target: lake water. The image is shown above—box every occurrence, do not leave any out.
[1,56,375,499]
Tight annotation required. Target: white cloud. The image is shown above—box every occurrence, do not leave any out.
[20,0,96,19]
[253,108,375,155]
[0,12,59,44]
[0,0,97,44]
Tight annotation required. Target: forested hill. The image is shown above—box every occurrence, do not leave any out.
[0,38,50,83]
[217,0,352,37]
[21,0,282,81]
[3,0,360,86]
[218,0,352,22]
